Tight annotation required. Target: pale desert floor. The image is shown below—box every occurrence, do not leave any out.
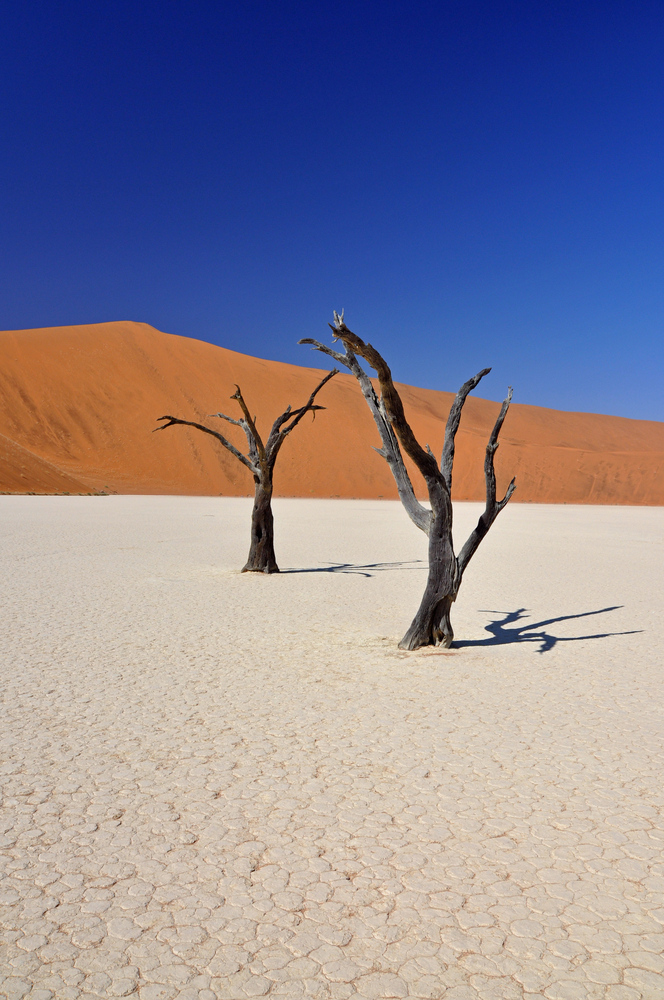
[1,496,663,1000]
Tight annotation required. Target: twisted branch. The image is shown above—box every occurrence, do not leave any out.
[457,386,517,577]
[325,315,440,486]
[299,330,432,534]
[265,368,339,465]
[154,416,259,475]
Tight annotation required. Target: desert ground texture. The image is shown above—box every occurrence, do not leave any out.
[1,496,663,1000]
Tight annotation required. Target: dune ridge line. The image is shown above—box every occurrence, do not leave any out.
[1,320,662,503]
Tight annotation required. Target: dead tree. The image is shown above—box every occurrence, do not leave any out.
[155,369,338,573]
[300,313,515,649]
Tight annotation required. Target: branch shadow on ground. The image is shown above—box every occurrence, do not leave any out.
[452,606,642,654]
[282,559,424,578]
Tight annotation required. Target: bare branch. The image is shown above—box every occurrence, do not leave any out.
[266,404,329,446]
[210,411,243,426]
[441,368,491,491]
[298,338,349,368]
[154,415,259,475]
[231,385,266,462]
[299,330,432,533]
[456,386,516,578]
[267,367,337,445]
[276,403,326,428]
[329,319,440,484]
[210,409,256,455]
[500,477,517,508]
[485,387,514,509]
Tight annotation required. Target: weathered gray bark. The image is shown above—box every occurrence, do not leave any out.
[155,369,337,573]
[299,336,432,534]
[306,312,515,649]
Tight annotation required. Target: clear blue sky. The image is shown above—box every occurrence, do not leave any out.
[1,1,663,420]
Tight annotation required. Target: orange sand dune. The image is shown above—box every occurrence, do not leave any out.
[1,321,662,504]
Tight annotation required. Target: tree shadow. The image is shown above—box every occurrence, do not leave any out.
[282,559,424,578]
[452,606,642,654]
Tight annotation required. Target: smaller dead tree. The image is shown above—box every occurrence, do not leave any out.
[300,313,515,649]
[155,369,338,573]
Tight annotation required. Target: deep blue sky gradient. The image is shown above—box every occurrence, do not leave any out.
[1,1,663,419]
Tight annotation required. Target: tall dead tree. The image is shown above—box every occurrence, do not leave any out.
[300,312,515,649]
[155,369,338,573]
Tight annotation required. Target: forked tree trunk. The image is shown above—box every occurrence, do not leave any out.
[243,479,278,573]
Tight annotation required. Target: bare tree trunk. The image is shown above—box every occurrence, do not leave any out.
[399,485,458,649]
[243,479,278,573]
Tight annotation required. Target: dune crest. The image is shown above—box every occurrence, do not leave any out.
[1,321,662,503]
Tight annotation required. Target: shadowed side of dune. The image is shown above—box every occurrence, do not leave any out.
[0,432,91,494]
[1,321,662,504]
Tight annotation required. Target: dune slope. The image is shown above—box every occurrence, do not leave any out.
[1,321,662,503]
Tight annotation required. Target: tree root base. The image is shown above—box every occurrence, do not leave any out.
[398,632,454,652]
